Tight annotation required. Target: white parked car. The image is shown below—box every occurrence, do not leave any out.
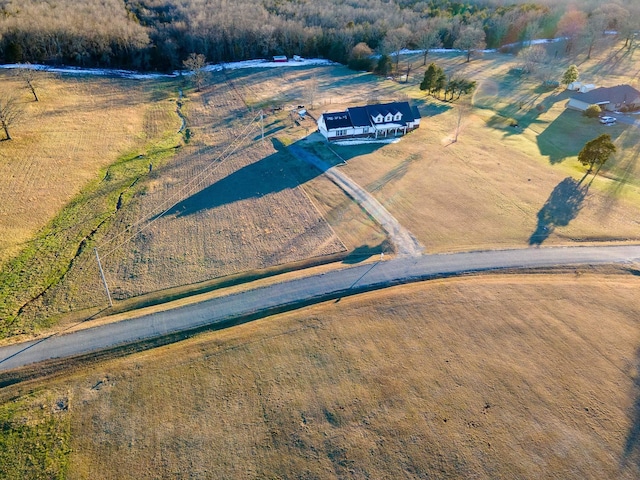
[599,116,616,125]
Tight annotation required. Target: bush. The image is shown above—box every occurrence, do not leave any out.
[584,104,601,118]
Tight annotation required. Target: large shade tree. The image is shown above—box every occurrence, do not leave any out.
[578,133,616,175]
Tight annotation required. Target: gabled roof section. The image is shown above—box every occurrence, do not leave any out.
[365,101,417,125]
[321,101,420,130]
[346,106,372,128]
[322,111,352,129]
[573,85,640,105]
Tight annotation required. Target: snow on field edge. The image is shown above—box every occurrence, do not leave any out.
[0,58,337,79]
[0,38,569,79]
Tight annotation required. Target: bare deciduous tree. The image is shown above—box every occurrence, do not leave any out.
[15,63,39,102]
[383,27,412,75]
[557,6,587,54]
[183,53,207,91]
[453,24,486,63]
[0,93,23,141]
[517,45,548,74]
[414,18,444,66]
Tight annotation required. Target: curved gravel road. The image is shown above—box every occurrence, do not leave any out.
[289,144,425,256]
[0,245,638,372]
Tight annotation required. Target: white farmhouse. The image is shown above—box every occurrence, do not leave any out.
[317,101,421,141]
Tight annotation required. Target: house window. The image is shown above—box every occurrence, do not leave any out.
[385,114,393,122]
[394,112,402,121]
[336,129,349,136]
[373,115,383,123]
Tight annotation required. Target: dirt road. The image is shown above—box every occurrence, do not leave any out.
[288,144,425,256]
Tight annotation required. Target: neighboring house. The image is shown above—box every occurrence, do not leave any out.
[567,85,640,112]
[317,101,421,141]
[273,55,288,63]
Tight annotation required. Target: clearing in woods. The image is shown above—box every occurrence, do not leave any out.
[2,274,639,479]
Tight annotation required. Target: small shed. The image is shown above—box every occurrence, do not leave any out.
[567,81,582,91]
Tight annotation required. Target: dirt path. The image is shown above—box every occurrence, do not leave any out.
[288,144,425,256]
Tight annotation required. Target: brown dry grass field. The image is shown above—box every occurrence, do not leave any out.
[4,39,640,331]
[2,273,639,479]
[1,40,640,478]
[0,73,178,264]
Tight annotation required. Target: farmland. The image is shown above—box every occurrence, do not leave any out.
[2,274,640,479]
[2,40,640,336]
[0,35,639,479]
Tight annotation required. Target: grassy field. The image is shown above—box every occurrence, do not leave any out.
[320,47,640,253]
[0,72,184,333]
[2,273,639,479]
[2,40,639,334]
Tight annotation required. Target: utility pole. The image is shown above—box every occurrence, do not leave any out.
[260,109,265,147]
[94,248,113,308]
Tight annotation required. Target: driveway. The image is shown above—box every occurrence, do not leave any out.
[288,143,424,256]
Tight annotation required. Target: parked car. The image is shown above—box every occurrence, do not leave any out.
[599,116,617,125]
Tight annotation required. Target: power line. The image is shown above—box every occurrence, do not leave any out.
[96,111,263,260]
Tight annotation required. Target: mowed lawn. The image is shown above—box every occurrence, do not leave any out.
[2,273,639,479]
[318,48,640,253]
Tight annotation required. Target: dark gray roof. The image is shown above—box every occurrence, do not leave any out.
[366,101,419,124]
[346,106,371,127]
[322,101,420,130]
[322,111,352,129]
[573,85,640,105]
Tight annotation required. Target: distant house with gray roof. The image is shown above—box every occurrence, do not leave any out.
[567,85,640,112]
[317,101,421,141]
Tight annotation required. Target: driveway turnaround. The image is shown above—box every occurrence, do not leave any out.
[0,245,638,372]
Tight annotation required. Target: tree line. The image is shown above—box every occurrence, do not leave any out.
[0,0,638,71]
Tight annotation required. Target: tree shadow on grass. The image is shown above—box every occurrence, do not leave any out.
[529,176,588,246]
[412,98,453,117]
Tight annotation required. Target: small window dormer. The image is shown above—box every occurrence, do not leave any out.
[385,113,393,122]
[373,114,383,123]
[394,112,402,121]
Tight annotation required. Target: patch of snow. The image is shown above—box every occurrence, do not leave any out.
[0,63,173,79]
[197,57,336,74]
[1,58,337,79]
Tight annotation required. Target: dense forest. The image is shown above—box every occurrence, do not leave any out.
[0,0,638,71]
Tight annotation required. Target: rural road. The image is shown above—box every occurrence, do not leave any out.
[0,245,638,373]
[289,144,425,256]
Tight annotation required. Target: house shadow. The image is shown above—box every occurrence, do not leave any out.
[537,108,628,164]
[165,138,323,217]
[163,134,388,218]
[528,177,588,246]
